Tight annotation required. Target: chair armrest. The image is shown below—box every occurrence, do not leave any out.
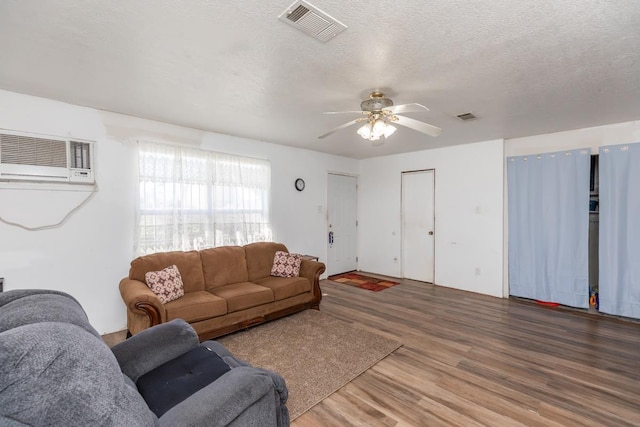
[158,366,289,427]
[111,319,199,382]
[299,259,326,307]
[119,277,166,326]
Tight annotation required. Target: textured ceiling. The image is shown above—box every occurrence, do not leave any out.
[0,0,639,159]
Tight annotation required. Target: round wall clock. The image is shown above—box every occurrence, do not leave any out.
[294,178,305,191]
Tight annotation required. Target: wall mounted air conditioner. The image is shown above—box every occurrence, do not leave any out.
[0,130,94,184]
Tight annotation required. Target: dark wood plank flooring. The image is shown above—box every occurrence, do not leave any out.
[292,275,640,426]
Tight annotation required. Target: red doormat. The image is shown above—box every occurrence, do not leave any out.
[328,272,399,292]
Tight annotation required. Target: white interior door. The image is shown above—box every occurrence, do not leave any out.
[402,170,435,282]
[327,173,357,276]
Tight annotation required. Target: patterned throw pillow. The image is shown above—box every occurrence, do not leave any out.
[145,265,185,304]
[270,251,302,278]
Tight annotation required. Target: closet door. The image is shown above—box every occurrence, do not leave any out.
[401,170,435,283]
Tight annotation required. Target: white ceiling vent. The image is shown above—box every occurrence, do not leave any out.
[279,0,347,43]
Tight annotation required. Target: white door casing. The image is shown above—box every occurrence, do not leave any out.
[402,170,435,282]
[327,173,357,276]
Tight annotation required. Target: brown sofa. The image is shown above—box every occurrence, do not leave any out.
[119,242,325,341]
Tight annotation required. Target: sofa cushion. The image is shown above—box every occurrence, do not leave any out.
[254,276,311,301]
[165,291,227,323]
[210,282,274,313]
[145,264,185,304]
[201,246,249,290]
[130,250,205,293]
[137,345,231,417]
[245,242,288,282]
[270,251,301,278]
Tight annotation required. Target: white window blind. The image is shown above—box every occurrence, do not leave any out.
[135,141,272,255]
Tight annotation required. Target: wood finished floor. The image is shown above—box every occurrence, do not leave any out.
[292,276,640,427]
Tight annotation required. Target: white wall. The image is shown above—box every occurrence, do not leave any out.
[0,90,358,334]
[358,139,505,297]
[505,120,640,156]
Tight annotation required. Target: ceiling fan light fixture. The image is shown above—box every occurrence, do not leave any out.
[372,119,387,138]
[357,118,396,141]
[361,118,396,141]
[383,124,396,138]
[357,122,373,139]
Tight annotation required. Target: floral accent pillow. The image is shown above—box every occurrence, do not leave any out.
[270,251,302,278]
[145,264,185,304]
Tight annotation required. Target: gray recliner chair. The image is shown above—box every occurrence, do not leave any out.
[0,289,289,426]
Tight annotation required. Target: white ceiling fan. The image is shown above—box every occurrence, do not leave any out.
[318,91,442,143]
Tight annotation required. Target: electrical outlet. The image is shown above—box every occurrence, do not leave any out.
[393,257,398,263]
[475,267,481,277]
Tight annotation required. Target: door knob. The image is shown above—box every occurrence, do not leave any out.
[428,231,434,235]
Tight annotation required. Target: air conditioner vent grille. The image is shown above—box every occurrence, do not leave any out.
[70,141,91,170]
[287,5,309,22]
[0,133,67,167]
[279,0,347,43]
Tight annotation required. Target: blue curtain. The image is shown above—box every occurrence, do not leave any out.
[598,143,640,318]
[507,149,590,308]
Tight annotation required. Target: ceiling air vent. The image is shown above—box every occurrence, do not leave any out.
[279,0,347,43]
[456,112,478,121]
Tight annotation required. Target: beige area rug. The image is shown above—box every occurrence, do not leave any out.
[217,310,402,420]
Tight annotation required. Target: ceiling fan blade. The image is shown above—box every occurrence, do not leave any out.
[384,103,429,114]
[394,115,442,137]
[318,119,361,139]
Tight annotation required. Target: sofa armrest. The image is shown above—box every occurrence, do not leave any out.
[111,319,199,382]
[158,366,289,427]
[299,259,326,308]
[119,277,166,326]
